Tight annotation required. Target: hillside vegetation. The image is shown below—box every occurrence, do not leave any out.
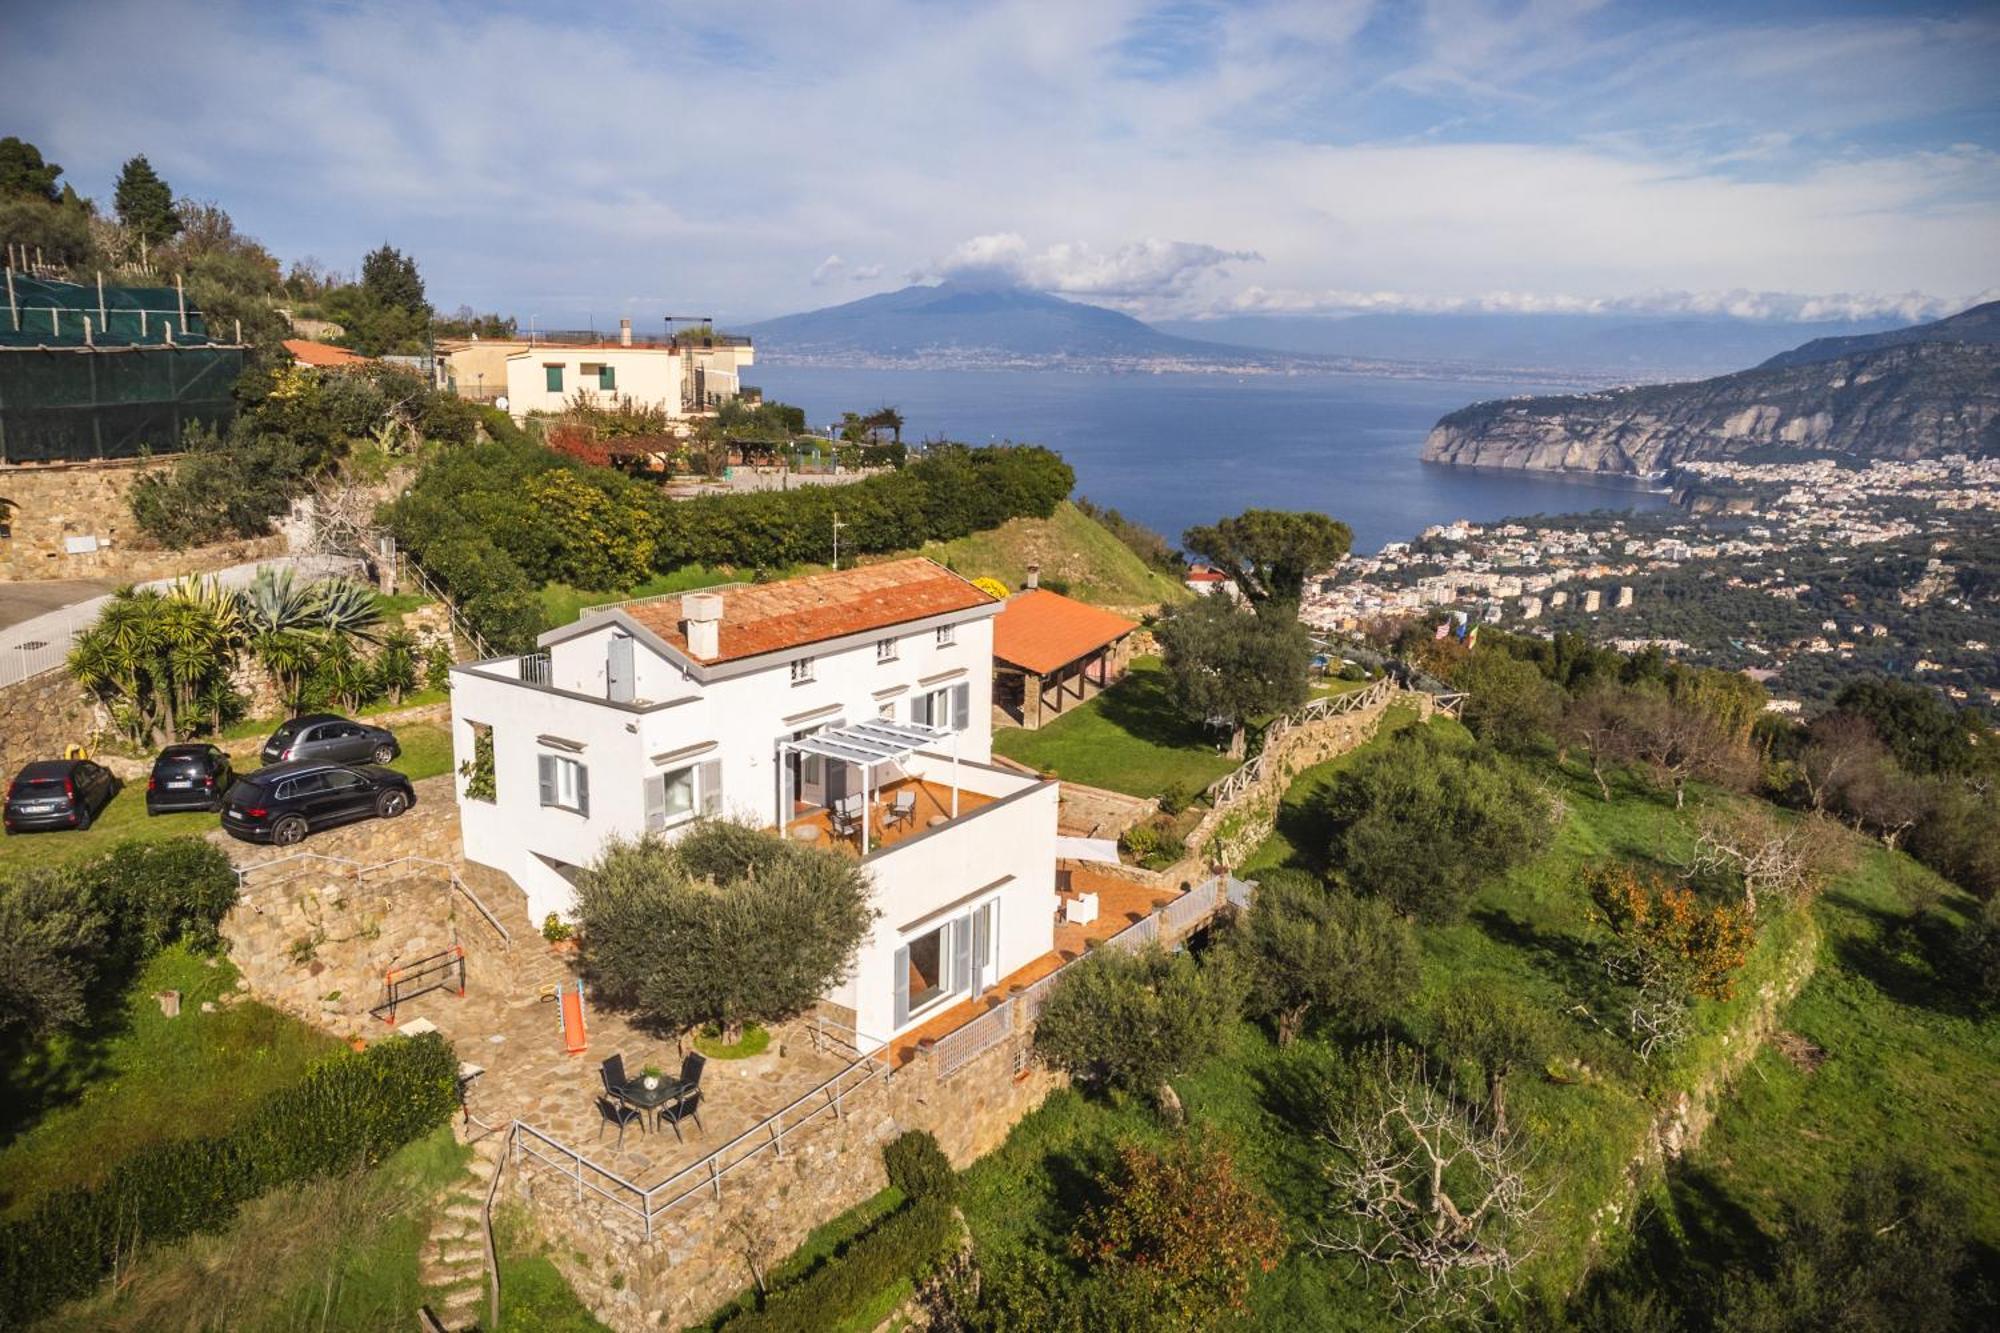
[925,500,1188,609]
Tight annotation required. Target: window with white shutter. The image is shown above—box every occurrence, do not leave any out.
[541,754,589,814]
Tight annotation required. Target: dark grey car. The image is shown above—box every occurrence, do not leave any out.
[260,713,401,767]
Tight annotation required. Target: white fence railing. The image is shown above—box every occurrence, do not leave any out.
[1204,677,1393,806]
[0,553,363,690]
[930,873,1250,1081]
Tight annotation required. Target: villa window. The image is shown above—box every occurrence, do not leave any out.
[912,683,972,732]
[790,656,816,684]
[538,754,589,815]
[935,624,955,648]
[544,364,564,393]
[598,364,616,390]
[644,765,695,831]
[876,637,898,663]
[893,900,995,1028]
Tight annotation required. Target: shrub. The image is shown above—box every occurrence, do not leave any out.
[1156,780,1192,817]
[1033,945,1239,1101]
[1228,868,1417,1045]
[1072,1138,1285,1327]
[1324,727,1553,924]
[0,1033,457,1325]
[0,868,108,1039]
[882,1130,957,1203]
[82,837,239,959]
[578,822,875,1038]
[720,1197,957,1333]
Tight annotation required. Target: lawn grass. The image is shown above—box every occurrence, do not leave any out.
[0,943,342,1218]
[991,657,1239,798]
[37,1126,473,1332]
[1598,843,2000,1297]
[960,730,1849,1328]
[1237,701,1425,874]
[490,1204,616,1331]
[539,564,752,629]
[0,722,455,877]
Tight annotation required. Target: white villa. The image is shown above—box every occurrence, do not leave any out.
[471,321,756,421]
[448,559,1061,1045]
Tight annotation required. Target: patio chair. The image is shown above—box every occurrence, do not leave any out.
[830,797,864,840]
[885,789,918,830]
[658,1084,705,1143]
[677,1050,707,1093]
[599,1054,630,1100]
[595,1096,646,1149]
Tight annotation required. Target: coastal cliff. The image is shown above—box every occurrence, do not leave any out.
[1421,319,2000,477]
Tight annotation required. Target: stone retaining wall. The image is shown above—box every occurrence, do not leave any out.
[0,669,103,779]
[0,457,283,580]
[511,1023,1062,1330]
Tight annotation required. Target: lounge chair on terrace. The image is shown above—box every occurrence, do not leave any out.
[885,790,918,829]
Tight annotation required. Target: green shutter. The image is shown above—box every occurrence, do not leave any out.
[545,365,563,393]
[598,364,616,391]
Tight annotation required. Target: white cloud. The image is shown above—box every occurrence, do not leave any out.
[3,0,1994,323]
[929,234,1260,302]
[1214,286,2000,322]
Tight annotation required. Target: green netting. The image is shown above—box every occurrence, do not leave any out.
[0,276,243,461]
[2,275,230,347]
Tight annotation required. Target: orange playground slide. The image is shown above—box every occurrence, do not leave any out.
[560,979,587,1054]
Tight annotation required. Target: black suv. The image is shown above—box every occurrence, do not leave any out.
[4,759,119,834]
[222,761,416,846]
[147,744,236,815]
[260,714,401,767]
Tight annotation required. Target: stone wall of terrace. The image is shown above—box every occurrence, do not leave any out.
[508,1027,1062,1331]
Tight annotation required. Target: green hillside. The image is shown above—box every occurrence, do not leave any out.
[924,501,1189,610]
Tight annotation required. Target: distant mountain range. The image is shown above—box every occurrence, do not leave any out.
[1156,311,1909,379]
[741,282,1243,366]
[742,282,1926,383]
[1421,301,2000,476]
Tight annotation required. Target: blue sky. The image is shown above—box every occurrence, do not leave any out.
[2,0,1995,324]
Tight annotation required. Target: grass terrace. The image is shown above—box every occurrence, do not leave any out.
[992,657,1239,798]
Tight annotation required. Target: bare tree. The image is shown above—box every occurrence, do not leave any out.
[1684,804,1852,917]
[1623,690,1750,809]
[1838,757,1932,849]
[1313,1059,1550,1327]
[1558,684,1633,802]
[1798,712,1884,814]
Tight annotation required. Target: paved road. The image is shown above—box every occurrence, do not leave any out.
[0,579,120,631]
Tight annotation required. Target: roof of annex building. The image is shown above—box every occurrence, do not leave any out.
[623,558,997,664]
[991,588,1138,676]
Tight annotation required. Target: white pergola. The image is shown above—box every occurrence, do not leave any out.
[778,717,959,854]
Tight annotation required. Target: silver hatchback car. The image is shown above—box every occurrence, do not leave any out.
[260,713,401,767]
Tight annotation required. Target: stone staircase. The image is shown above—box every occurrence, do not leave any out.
[420,1130,507,1331]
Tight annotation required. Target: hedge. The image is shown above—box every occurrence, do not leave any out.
[0,1032,459,1326]
[387,436,1074,652]
[719,1197,959,1333]
[882,1130,957,1204]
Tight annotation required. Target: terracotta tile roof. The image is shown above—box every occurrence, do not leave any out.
[991,589,1139,676]
[1185,567,1230,583]
[624,558,995,664]
[282,338,370,368]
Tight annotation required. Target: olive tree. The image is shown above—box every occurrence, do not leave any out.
[1156,593,1311,758]
[1033,944,1239,1115]
[1229,869,1417,1045]
[1181,509,1353,606]
[577,821,875,1040]
[1324,729,1554,924]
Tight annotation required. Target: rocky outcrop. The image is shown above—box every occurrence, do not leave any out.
[1421,340,2000,476]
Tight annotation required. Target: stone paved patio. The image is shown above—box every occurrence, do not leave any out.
[391,933,855,1190]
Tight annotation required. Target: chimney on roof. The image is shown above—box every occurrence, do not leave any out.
[619,318,632,348]
[1024,563,1040,590]
[681,591,723,659]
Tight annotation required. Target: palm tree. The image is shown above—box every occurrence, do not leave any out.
[310,578,385,645]
[69,584,239,745]
[241,568,385,712]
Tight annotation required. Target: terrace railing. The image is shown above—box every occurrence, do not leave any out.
[1203,676,1393,806]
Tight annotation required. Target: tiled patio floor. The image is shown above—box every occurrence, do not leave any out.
[781,777,992,857]
[885,865,1183,1067]
[390,936,854,1187]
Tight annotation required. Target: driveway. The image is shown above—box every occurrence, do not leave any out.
[0,578,119,631]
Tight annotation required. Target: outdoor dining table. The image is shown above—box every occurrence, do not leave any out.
[617,1074,687,1131]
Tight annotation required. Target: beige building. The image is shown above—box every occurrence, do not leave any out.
[437,319,754,421]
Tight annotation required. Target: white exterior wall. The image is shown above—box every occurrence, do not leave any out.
[504,347,684,420]
[831,756,1056,1042]
[447,599,1033,1029]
